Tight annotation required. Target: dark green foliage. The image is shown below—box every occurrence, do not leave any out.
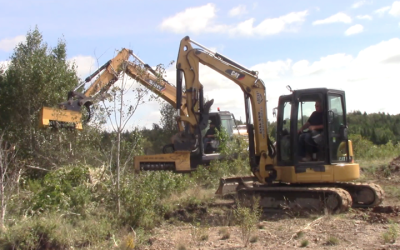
[0,27,103,171]
[348,111,400,145]
[140,102,179,155]
[0,26,78,136]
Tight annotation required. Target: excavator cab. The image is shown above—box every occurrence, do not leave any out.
[201,111,235,154]
[276,88,351,167]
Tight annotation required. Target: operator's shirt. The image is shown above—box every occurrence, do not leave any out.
[205,127,216,137]
[308,111,323,132]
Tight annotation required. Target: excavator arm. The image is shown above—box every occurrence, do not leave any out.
[39,49,187,131]
[176,36,275,182]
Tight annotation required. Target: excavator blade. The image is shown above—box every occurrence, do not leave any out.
[39,106,83,130]
[215,176,258,196]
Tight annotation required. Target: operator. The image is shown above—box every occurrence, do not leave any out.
[298,100,324,161]
[203,122,217,151]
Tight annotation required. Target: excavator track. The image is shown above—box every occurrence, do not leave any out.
[303,182,385,208]
[237,185,352,214]
[216,177,383,213]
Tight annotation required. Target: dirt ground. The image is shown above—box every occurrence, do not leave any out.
[138,158,400,250]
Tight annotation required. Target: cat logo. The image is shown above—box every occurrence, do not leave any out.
[225,69,245,80]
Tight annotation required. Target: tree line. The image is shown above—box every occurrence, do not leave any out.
[347,111,400,145]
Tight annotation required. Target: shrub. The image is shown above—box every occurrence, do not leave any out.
[119,171,190,229]
[0,213,114,249]
[30,165,92,215]
[326,236,339,246]
[350,134,400,160]
[382,222,398,243]
[300,239,309,247]
[219,228,230,240]
[234,198,261,247]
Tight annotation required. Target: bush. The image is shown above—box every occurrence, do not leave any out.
[350,134,400,160]
[119,171,190,229]
[30,165,92,215]
[0,213,114,249]
[190,134,251,189]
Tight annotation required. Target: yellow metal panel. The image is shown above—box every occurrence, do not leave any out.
[39,106,83,130]
[276,163,359,183]
[332,163,360,181]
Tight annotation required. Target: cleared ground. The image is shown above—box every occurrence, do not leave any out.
[138,157,400,250]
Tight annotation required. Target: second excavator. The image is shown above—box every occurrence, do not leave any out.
[39,49,242,172]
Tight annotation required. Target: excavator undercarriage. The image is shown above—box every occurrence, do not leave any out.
[216,176,384,213]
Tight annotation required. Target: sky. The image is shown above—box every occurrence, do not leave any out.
[1,0,399,129]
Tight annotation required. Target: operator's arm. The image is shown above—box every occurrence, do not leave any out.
[309,124,323,131]
[300,111,324,132]
[298,122,310,134]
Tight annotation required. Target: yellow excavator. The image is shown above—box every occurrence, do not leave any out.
[39,49,242,171]
[173,36,383,212]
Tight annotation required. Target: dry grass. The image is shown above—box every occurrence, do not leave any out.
[326,236,339,246]
[166,186,215,204]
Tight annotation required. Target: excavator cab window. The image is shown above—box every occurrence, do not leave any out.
[297,94,325,162]
[276,95,293,165]
[327,93,349,163]
[280,101,292,162]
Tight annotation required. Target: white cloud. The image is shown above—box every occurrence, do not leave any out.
[266,38,400,115]
[136,38,400,127]
[292,54,353,76]
[352,1,366,8]
[356,15,372,20]
[353,38,400,64]
[69,55,96,78]
[251,60,292,79]
[230,10,308,36]
[229,5,247,17]
[0,35,25,52]
[374,6,391,15]
[160,4,307,36]
[312,12,352,25]
[389,1,400,17]
[345,24,364,35]
[159,3,226,34]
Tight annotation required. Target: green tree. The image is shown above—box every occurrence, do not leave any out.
[0,27,79,162]
[0,27,108,174]
[159,102,178,135]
